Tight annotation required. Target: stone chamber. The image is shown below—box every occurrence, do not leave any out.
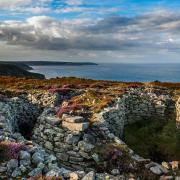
[95,87,180,162]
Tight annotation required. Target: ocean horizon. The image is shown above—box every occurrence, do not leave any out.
[30,63,180,82]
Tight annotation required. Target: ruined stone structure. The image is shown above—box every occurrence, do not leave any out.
[94,87,176,138]
[0,87,179,179]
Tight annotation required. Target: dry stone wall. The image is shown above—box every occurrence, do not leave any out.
[27,92,64,108]
[32,110,123,172]
[0,97,41,139]
[94,87,175,138]
[32,87,177,172]
[27,90,83,108]
[123,87,175,124]
[1,87,179,178]
[32,110,97,171]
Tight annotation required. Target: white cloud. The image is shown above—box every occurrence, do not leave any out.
[0,11,180,57]
[0,0,52,14]
[66,0,83,6]
[0,0,32,9]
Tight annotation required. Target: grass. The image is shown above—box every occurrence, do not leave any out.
[69,89,116,113]
[93,142,158,179]
[124,118,180,162]
[0,76,144,93]
[94,142,133,173]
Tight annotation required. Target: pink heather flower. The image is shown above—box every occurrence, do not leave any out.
[6,142,26,159]
[49,88,71,94]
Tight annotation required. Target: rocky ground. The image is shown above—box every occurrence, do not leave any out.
[0,77,180,179]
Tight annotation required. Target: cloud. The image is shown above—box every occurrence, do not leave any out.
[0,0,52,14]
[56,7,119,14]
[0,0,32,9]
[1,10,180,54]
[66,0,83,6]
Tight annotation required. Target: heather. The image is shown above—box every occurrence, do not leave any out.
[0,141,26,163]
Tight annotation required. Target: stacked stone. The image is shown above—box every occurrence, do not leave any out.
[27,91,61,108]
[62,114,89,132]
[0,97,41,141]
[94,107,125,138]
[125,90,163,124]
[94,87,176,139]
[0,99,98,179]
[27,90,82,108]
[32,111,96,171]
[0,133,90,179]
[0,101,12,140]
[0,146,62,178]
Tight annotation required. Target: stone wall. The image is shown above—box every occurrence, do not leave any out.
[94,87,176,138]
[32,110,97,171]
[32,109,126,172]
[124,87,175,125]
[1,87,177,178]
[27,90,83,108]
[0,97,41,139]
[93,97,126,138]
[27,92,63,108]
[31,87,177,171]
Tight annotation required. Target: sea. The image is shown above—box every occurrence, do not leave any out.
[30,63,180,82]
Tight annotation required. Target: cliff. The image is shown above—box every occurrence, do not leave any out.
[0,64,45,79]
[0,61,33,70]
[1,61,98,67]
[19,61,98,66]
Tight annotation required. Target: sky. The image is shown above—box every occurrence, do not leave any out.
[0,0,180,63]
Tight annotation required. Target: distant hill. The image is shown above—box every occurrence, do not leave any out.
[0,61,97,79]
[14,61,98,66]
[0,64,45,79]
[0,61,33,70]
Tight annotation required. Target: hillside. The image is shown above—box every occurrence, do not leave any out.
[0,64,45,79]
[0,77,179,179]
[0,61,33,70]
